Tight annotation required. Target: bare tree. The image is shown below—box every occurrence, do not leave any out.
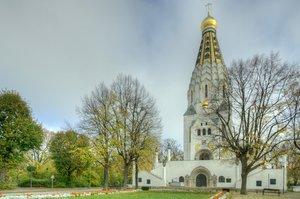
[27,129,54,165]
[110,74,162,187]
[208,53,299,194]
[78,83,115,189]
[290,85,300,151]
[159,138,184,166]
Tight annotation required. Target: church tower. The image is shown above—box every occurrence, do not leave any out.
[183,10,228,160]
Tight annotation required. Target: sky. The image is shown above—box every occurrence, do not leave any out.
[0,0,299,146]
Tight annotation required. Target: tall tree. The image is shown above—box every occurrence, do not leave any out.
[0,90,43,186]
[207,53,299,194]
[78,83,116,188]
[290,86,300,151]
[110,74,162,187]
[49,130,91,187]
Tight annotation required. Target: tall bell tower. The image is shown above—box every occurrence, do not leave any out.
[183,8,228,160]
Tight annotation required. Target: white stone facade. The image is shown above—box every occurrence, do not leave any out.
[134,159,287,191]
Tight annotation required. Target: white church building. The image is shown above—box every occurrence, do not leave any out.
[134,11,287,191]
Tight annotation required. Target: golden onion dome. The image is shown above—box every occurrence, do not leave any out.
[201,14,217,31]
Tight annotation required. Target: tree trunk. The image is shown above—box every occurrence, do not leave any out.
[135,160,139,189]
[66,172,72,187]
[103,164,109,189]
[123,163,129,187]
[240,163,249,195]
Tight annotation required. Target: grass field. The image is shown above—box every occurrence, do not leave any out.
[75,191,211,199]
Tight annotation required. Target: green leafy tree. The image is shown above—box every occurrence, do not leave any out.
[49,130,91,187]
[0,90,43,187]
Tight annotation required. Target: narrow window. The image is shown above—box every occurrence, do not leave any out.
[226,178,232,183]
[191,90,193,102]
[208,128,211,135]
[202,129,206,136]
[197,129,201,136]
[218,176,225,183]
[147,179,151,184]
[179,176,184,182]
[222,84,226,98]
[256,180,262,186]
[205,85,208,98]
[270,179,276,185]
[138,178,142,182]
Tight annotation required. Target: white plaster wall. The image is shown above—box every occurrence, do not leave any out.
[136,171,165,187]
[137,159,286,191]
[236,168,286,191]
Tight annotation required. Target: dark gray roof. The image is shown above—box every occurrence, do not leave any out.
[184,104,197,116]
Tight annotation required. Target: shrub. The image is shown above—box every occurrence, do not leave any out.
[141,186,150,191]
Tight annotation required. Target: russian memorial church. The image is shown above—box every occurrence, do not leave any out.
[134,11,286,190]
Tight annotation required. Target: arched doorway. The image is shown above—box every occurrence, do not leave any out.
[190,166,211,187]
[196,174,207,187]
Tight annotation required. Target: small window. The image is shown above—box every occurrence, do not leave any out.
[205,122,208,125]
[202,129,206,136]
[208,128,211,135]
[201,123,203,126]
[256,180,262,187]
[179,176,184,182]
[226,178,231,183]
[218,176,225,183]
[147,179,151,184]
[138,178,142,182]
[270,179,276,185]
[197,129,201,136]
[205,85,208,98]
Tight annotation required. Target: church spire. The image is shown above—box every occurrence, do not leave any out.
[195,6,224,66]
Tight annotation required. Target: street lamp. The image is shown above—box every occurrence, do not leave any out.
[51,175,55,189]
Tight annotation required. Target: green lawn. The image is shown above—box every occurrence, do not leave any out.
[76,191,211,199]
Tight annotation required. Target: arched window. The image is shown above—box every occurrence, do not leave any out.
[179,176,184,182]
[202,128,206,136]
[199,150,211,160]
[205,85,208,98]
[218,176,225,183]
[208,128,211,135]
[197,129,201,136]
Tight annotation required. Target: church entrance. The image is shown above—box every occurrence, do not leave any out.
[196,174,207,187]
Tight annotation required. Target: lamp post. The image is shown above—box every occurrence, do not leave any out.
[51,175,55,189]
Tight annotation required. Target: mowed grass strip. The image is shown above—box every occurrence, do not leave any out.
[75,191,210,199]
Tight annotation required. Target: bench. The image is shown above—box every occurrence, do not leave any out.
[262,188,280,196]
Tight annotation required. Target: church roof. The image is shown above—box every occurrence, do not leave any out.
[184,104,197,116]
[195,12,225,66]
